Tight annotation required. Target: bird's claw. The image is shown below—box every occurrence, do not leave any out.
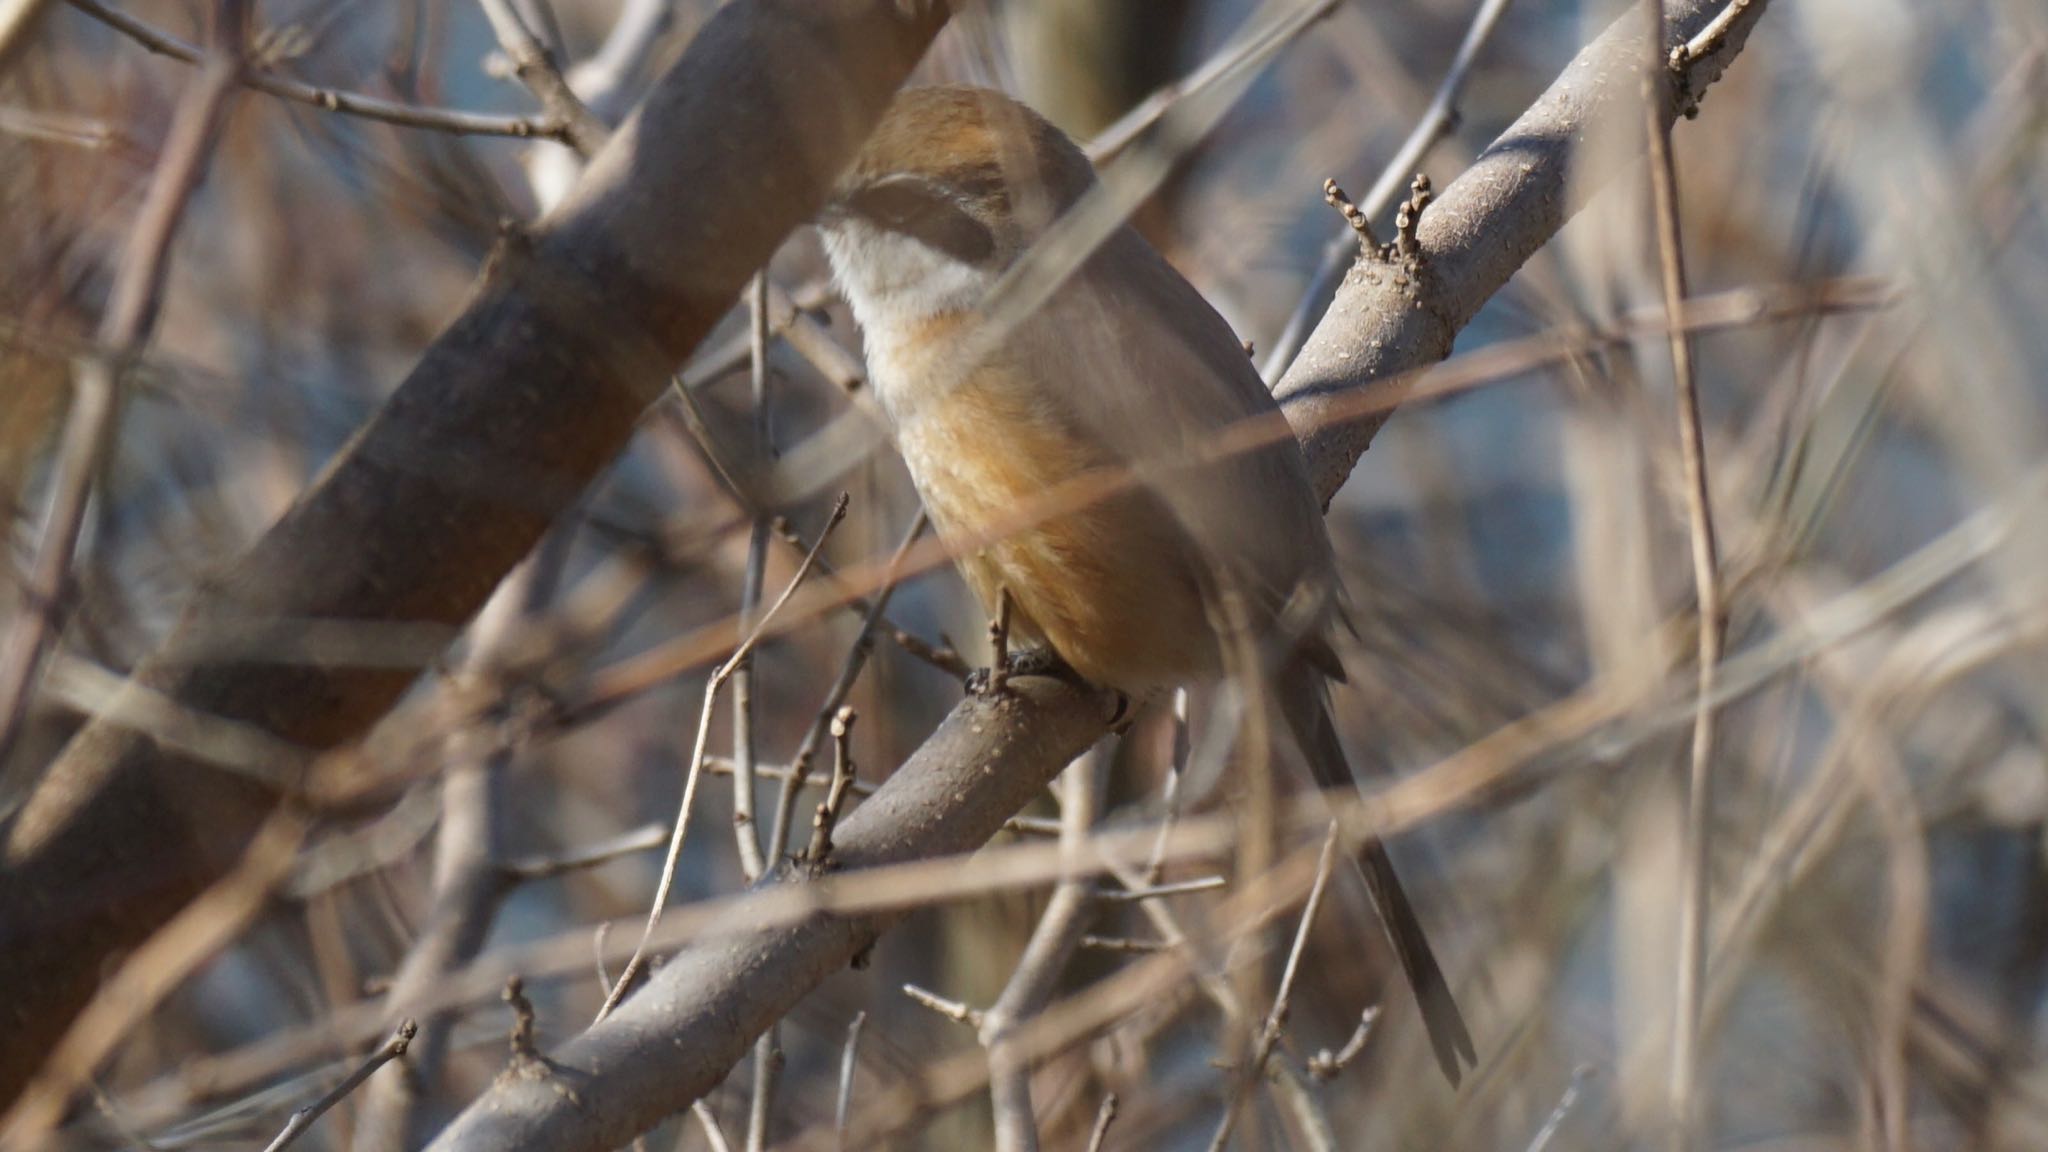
[968,648,1088,697]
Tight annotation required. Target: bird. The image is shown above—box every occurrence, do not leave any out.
[816,85,1475,1084]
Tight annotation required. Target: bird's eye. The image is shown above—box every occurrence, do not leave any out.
[844,178,995,265]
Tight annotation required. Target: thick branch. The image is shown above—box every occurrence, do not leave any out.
[0,0,944,1109]
[425,679,1115,1152]
[1275,0,1765,504]
[422,1,1772,1150]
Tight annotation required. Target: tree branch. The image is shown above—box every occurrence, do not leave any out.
[0,0,946,1109]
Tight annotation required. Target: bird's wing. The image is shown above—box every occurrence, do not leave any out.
[1029,226,1345,658]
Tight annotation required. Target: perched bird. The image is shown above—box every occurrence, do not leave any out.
[818,85,1475,1083]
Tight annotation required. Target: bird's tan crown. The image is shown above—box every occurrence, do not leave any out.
[840,86,1096,211]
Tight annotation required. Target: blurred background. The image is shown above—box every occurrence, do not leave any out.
[3,0,2046,1147]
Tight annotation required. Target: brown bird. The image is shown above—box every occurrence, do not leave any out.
[818,85,1475,1083]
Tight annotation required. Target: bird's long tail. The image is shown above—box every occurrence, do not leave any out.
[1278,664,1477,1085]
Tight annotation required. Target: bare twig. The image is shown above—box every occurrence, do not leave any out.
[692,1102,734,1152]
[0,104,126,151]
[1306,1007,1379,1080]
[903,985,985,1030]
[499,823,669,882]
[1079,935,1173,955]
[1098,876,1227,903]
[732,274,775,886]
[113,478,2010,1145]
[764,513,930,862]
[986,587,1014,697]
[1142,690,1191,887]
[503,977,541,1068]
[1206,824,1342,1152]
[834,1012,865,1152]
[260,1021,416,1152]
[0,0,248,767]
[804,708,860,864]
[1084,0,1341,163]
[1642,3,1728,1147]
[476,0,609,155]
[65,0,561,141]
[981,754,1104,1152]
[595,495,849,1022]
[1085,1094,1119,1152]
[1527,1065,1596,1152]
[768,515,967,680]
[1261,0,1519,381]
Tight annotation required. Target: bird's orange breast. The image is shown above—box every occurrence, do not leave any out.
[888,330,1215,691]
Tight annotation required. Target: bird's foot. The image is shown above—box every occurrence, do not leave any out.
[968,647,1089,698]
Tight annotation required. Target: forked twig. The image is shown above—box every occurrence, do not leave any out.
[594,495,850,1022]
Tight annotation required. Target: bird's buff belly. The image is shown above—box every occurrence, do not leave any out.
[895,385,1214,693]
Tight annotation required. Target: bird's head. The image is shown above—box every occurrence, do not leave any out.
[819,86,1097,329]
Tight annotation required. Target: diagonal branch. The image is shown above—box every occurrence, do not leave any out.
[0,0,946,1110]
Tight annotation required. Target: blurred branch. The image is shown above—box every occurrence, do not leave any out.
[596,494,848,1023]
[981,754,1103,1152]
[413,2,1778,1149]
[350,536,573,1152]
[1639,0,1726,1144]
[1082,0,1339,164]
[65,0,565,141]
[1205,824,1340,1150]
[0,0,945,1112]
[261,1020,416,1152]
[0,0,248,773]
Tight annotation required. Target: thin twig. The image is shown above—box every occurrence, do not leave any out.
[65,0,561,141]
[692,1102,734,1152]
[835,1012,866,1152]
[764,512,929,863]
[1206,824,1342,1152]
[1084,0,1341,163]
[475,0,609,155]
[768,516,968,680]
[1643,2,1725,1146]
[1079,935,1173,955]
[0,0,248,768]
[260,1021,416,1152]
[804,708,859,864]
[1098,876,1227,903]
[1141,689,1191,887]
[594,495,850,1023]
[982,754,1104,1152]
[1527,1065,1596,1152]
[1306,1007,1379,1080]
[1261,0,1520,381]
[1085,1094,1119,1152]
[498,822,668,882]
[732,273,773,885]
[902,985,984,1030]
[986,587,1014,696]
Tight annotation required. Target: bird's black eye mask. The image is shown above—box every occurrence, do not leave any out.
[838,175,997,266]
